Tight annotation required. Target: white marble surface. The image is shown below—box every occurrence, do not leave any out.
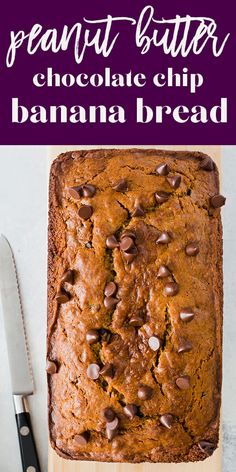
[222,147,236,472]
[0,146,235,472]
[0,146,48,472]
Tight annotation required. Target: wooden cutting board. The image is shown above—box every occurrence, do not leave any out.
[48,145,222,472]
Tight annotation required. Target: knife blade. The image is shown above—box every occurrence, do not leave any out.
[0,235,41,472]
[0,234,33,395]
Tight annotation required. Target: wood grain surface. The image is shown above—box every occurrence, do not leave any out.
[48,146,222,472]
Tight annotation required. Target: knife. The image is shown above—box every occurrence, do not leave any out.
[0,235,41,472]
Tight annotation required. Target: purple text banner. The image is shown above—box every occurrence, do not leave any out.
[0,0,235,144]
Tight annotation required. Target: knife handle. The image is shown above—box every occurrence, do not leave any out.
[14,396,41,472]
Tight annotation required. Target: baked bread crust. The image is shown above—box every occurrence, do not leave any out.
[48,149,223,463]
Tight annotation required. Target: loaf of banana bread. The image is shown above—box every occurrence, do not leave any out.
[47,149,224,463]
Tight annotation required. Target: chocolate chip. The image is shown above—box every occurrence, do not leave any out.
[132,204,145,217]
[46,360,57,374]
[112,179,128,192]
[176,375,190,390]
[163,282,179,297]
[185,242,199,256]
[106,426,118,441]
[177,339,193,353]
[120,237,135,252]
[148,336,161,351]
[157,265,171,278]
[103,408,116,422]
[160,414,174,429]
[210,194,226,208]
[123,246,138,263]
[138,385,153,400]
[156,231,172,244]
[199,157,215,171]
[86,363,100,380]
[104,296,119,309]
[86,329,99,345]
[104,281,117,297]
[78,204,93,220]
[61,269,75,285]
[68,184,96,199]
[82,184,96,197]
[68,186,82,199]
[198,440,215,455]
[106,417,119,430]
[155,163,169,176]
[106,235,119,249]
[100,363,115,379]
[155,191,170,204]
[55,289,70,304]
[121,229,136,240]
[123,404,138,420]
[179,307,195,322]
[166,175,181,189]
[74,432,90,445]
[129,314,145,327]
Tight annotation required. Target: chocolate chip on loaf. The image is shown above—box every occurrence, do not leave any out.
[138,385,153,400]
[106,426,118,441]
[78,204,93,220]
[160,414,174,429]
[155,191,170,204]
[210,194,226,208]
[129,313,145,327]
[112,179,128,192]
[68,186,82,199]
[61,269,75,285]
[199,156,215,171]
[148,336,161,351]
[175,375,190,390]
[179,307,195,322]
[103,408,116,422]
[55,289,70,304]
[120,229,136,240]
[120,236,135,252]
[68,184,96,198]
[74,432,90,445]
[100,363,115,379]
[166,175,181,190]
[46,360,57,374]
[86,363,100,380]
[132,204,145,217]
[166,175,181,189]
[86,329,100,345]
[104,281,117,297]
[155,163,169,175]
[157,265,172,278]
[106,235,119,249]
[123,404,138,420]
[198,440,215,455]
[123,246,138,263]
[106,416,119,431]
[104,296,119,309]
[82,184,96,197]
[156,231,172,244]
[177,339,193,353]
[163,282,179,297]
[185,242,199,256]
